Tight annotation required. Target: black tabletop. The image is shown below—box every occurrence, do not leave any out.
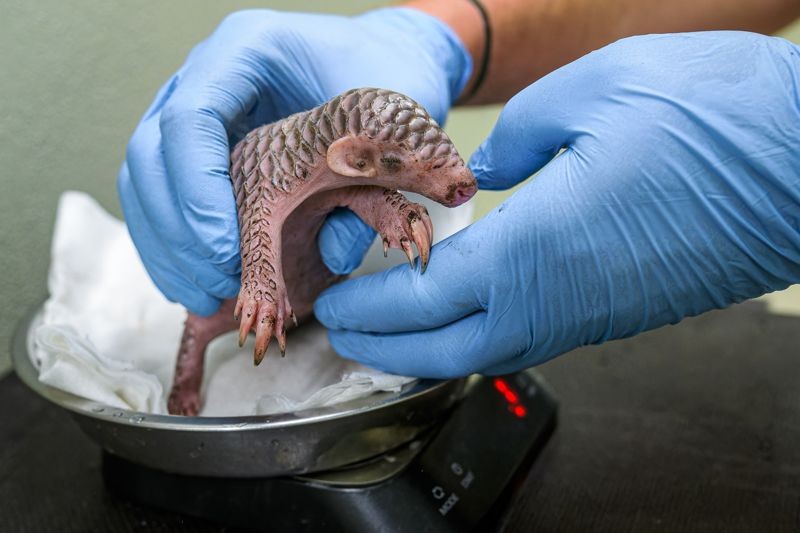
[2,301,799,532]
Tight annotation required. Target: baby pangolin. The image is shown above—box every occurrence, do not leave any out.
[167,88,477,416]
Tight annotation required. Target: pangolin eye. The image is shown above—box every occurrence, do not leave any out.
[380,155,402,172]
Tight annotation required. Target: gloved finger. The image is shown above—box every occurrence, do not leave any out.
[480,354,551,376]
[118,164,225,316]
[158,94,242,275]
[468,97,565,190]
[139,34,211,119]
[157,54,262,276]
[327,311,506,378]
[314,232,484,333]
[124,114,240,303]
[468,59,600,191]
[318,208,377,275]
[142,69,183,122]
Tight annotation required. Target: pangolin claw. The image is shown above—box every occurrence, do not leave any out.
[253,315,274,366]
[410,218,431,274]
[400,238,415,269]
[277,327,287,358]
[421,209,434,245]
[238,326,248,348]
[238,304,256,347]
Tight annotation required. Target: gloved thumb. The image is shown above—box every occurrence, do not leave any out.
[318,208,377,275]
[468,72,580,191]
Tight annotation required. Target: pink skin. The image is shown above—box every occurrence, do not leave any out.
[167,89,477,416]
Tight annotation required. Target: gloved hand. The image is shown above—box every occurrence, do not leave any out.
[314,31,800,377]
[118,8,471,315]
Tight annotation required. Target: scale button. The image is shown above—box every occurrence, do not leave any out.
[450,462,464,476]
[432,486,446,500]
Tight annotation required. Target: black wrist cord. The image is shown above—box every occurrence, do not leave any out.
[461,0,492,101]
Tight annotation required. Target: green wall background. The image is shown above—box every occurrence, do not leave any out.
[1,2,799,374]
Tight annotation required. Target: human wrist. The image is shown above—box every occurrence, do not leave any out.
[404,0,489,103]
[396,1,482,102]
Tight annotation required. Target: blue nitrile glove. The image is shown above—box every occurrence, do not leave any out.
[118,8,471,316]
[314,31,800,378]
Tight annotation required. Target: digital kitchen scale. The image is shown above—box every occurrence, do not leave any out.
[103,369,557,532]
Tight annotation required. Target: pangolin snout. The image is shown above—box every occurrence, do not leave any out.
[449,183,477,207]
[441,164,478,207]
[445,180,478,207]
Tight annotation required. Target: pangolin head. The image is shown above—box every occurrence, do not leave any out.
[320,88,477,207]
[233,88,477,207]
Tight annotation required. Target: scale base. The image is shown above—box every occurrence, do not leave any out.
[105,370,557,532]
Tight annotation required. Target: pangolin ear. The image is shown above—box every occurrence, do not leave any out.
[327,137,378,178]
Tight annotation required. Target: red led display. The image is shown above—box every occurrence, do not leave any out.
[493,378,527,418]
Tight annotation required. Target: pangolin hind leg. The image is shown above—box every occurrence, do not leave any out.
[167,299,238,416]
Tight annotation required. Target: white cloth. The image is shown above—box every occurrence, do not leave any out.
[32,191,472,416]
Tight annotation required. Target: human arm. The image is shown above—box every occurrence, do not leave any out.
[314,31,800,377]
[118,0,800,316]
[407,0,800,103]
[319,0,800,272]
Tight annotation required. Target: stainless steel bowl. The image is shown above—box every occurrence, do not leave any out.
[12,303,466,478]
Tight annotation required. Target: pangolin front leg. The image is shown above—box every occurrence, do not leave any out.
[233,214,294,365]
[333,187,434,272]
